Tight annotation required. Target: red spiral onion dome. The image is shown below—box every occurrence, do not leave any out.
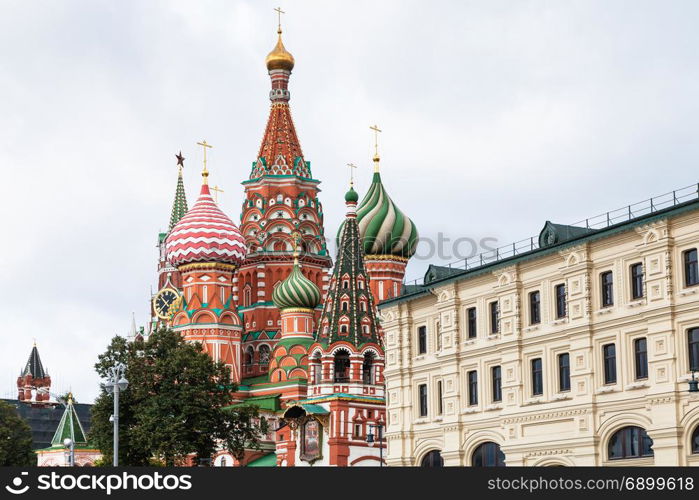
[166,183,246,267]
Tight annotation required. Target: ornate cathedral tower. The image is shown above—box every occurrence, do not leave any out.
[277,185,386,467]
[354,148,419,303]
[312,185,384,397]
[268,241,322,384]
[236,23,332,378]
[166,157,247,382]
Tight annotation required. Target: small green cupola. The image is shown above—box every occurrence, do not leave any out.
[345,185,359,203]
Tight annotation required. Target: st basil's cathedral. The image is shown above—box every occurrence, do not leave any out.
[145,21,418,467]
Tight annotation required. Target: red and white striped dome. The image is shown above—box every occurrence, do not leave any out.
[166,183,246,267]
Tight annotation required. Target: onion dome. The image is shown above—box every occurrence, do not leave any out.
[273,259,322,310]
[166,174,246,268]
[345,185,359,203]
[353,158,419,258]
[265,28,295,72]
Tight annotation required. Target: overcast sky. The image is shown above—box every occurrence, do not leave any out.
[2,0,699,402]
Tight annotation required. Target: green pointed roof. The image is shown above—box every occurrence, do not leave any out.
[168,166,189,232]
[50,394,88,447]
[21,344,47,379]
[317,197,381,347]
[272,258,322,310]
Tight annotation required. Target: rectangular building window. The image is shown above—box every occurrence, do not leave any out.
[634,338,648,380]
[531,358,543,396]
[630,263,644,299]
[558,353,570,392]
[529,291,541,325]
[467,307,477,339]
[417,326,427,355]
[437,380,443,415]
[601,271,614,307]
[489,301,499,334]
[418,384,428,417]
[686,249,699,287]
[689,328,699,371]
[468,370,478,406]
[492,366,502,402]
[555,284,567,318]
[354,423,362,438]
[603,343,617,384]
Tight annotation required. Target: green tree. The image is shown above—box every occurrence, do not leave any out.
[89,328,267,466]
[0,400,35,466]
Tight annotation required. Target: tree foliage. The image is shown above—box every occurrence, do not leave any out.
[0,400,35,466]
[89,328,267,466]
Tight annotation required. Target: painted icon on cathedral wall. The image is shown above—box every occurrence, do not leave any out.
[301,418,321,462]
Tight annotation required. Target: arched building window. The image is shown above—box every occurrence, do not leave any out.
[362,352,375,384]
[692,425,699,454]
[243,285,252,307]
[608,426,653,460]
[259,345,270,366]
[244,346,254,372]
[472,442,505,467]
[421,450,443,467]
[333,350,350,383]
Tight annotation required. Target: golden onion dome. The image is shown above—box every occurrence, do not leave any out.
[265,29,295,72]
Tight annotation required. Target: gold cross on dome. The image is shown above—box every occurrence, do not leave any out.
[347,163,357,185]
[211,185,224,202]
[274,6,285,32]
[196,140,213,184]
[370,124,382,157]
[196,140,213,172]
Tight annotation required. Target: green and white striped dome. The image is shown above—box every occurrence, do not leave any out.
[273,260,322,310]
[352,171,419,258]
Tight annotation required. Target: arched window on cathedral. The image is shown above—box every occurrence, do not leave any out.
[243,285,252,307]
[362,352,375,384]
[333,350,350,383]
[421,450,443,467]
[692,425,699,454]
[244,346,254,373]
[259,345,270,367]
[311,353,322,384]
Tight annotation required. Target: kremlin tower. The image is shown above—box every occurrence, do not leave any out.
[17,343,51,404]
[158,152,188,291]
[165,158,247,382]
[236,22,332,378]
[354,149,419,303]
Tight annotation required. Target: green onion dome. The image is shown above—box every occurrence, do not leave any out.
[272,259,322,310]
[351,171,419,258]
[345,185,359,203]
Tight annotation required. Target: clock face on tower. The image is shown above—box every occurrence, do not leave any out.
[153,287,181,320]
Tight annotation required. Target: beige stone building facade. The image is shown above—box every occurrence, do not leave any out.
[379,191,699,466]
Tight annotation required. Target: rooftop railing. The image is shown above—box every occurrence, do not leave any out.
[399,182,699,294]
